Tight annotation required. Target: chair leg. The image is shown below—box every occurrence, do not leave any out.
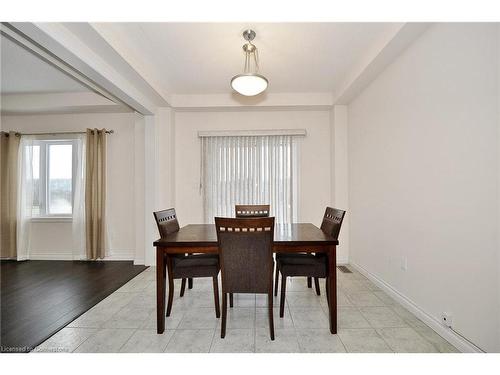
[274,267,279,296]
[180,278,186,297]
[188,278,193,289]
[221,292,227,338]
[314,277,321,296]
[268,292,275,340]
[307,277,312,288]
[212,276,220,318]
[280,274,287,318]
[166,275,174,317]
[229,293,234,308]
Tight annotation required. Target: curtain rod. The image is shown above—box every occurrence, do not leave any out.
[198,129,307,137]
[2,130,114,137]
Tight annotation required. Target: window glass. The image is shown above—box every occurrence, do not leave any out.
[31,145,41,216]
[48,144,73,215]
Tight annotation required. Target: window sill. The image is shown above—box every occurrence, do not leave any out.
[31,217,73,223]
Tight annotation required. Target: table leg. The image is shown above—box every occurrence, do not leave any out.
[156,247,166,334]
[327,245,337,334]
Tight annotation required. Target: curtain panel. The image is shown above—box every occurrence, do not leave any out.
[0,132,20,259]
[16,135,35,260]
[85,128,107,260]
[72,134,86,260]
[201,135,298,224]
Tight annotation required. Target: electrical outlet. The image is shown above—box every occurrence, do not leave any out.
[400,257,408,271]
[441,312,453,328]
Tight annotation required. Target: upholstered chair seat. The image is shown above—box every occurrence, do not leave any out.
[277,254,327,279]
[171,254,220,279]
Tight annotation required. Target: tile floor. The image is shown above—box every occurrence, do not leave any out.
[34,265,459,353]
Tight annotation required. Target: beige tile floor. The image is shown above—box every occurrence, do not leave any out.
[34,266,459,353]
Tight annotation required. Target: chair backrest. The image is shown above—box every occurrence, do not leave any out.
[320,207,346,240]
[153,208,180,238]
[235,204,270,218]
[215,217,275,294]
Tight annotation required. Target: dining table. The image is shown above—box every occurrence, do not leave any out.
[153,223,339,334]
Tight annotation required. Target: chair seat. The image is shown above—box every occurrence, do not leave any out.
[172,253,219,263]
[172,254,219,279]
[276,252,312,260]
[276,252,326,259]
[186,253,219,260]
[278,254,327,278]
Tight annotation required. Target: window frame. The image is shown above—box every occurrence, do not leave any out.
[31,139,77,221]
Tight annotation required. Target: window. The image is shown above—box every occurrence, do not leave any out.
[201,135,299,224]
[30,140,76,217]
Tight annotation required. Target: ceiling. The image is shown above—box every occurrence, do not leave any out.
[91,23,397,96]
[0,34,90,94]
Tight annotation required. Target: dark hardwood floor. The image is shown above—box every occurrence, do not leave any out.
[0,260,147,353]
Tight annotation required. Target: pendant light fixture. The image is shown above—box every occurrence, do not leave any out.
[230,29,268,96]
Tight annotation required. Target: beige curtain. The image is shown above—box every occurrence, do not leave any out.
[85,128,107,260]
[0,132,20,259]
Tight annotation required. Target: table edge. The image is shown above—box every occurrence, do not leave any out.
[153,221,339,246]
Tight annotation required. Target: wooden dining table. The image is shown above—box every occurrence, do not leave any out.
[154,223,339,334]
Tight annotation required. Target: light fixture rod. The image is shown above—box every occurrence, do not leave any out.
[254,48,260,72]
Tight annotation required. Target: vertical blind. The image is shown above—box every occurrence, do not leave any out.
[200,135,299,224]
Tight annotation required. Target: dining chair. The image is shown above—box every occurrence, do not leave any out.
[215,216,276,340]
[232,204,270,307]
[274,204,337,297]
[235,204,270,218]
[154,208,189,294]
[154,208,221,318]
[276,207,345,318]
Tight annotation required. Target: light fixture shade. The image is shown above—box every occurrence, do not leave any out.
[230,74,268,96]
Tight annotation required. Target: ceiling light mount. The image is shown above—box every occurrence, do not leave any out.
[242,29,256,42]
[230,29,268,96]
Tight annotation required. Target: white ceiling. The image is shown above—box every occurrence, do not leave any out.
[0,34,90,94]
[91,22,397,96]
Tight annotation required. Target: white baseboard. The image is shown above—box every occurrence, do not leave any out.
[29,252,73,260]
[349,261,484,353]
[26,250,135,261]
[105,251,134,261]
[133,259,145,265]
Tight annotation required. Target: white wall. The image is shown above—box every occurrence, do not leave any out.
[331,105,350,261]
[348,23,499,352]
[133,113,146,265]
[160,109,348,262]
[497,23,500,351]
[2,112,139,261]
[157,108,175,210]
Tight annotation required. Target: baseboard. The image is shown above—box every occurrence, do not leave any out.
[349,261,484,353]
[105,251,134,261]
[26,250,134,261]
[29,252,73,260]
